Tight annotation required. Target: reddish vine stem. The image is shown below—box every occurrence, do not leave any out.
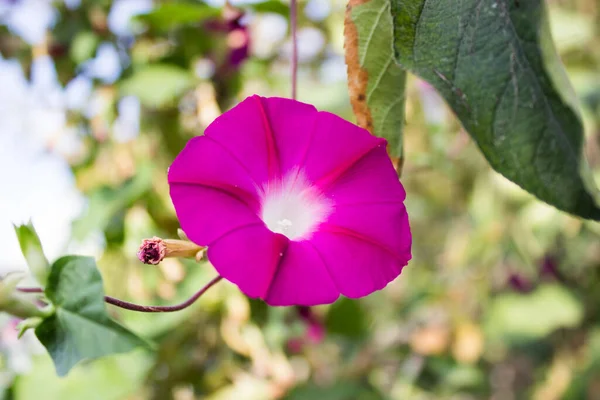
[17,275,223,313]
[290,0,298,100]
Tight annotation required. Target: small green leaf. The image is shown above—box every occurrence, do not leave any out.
[70,31,99,64]
[325,297,369,339]
[137,4,220,31]
[390,0,600,219]
[14,222,50,285]
[120,65,194,108]
[17,317,43,339]
[485,284,583,342]
[345,0,407,169]
[249,0,289,17]
[35,256,149,376]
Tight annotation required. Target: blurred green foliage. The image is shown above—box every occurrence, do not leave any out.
[1,0,600,399]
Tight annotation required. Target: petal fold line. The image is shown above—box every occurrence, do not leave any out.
[314,139,386,190]
[169,181,259,211]
[318,223,409,263]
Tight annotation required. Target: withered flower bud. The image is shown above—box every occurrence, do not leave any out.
[137,237,204,265]
[137,237,167,265]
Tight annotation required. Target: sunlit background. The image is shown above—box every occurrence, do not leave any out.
[0,0,600,399]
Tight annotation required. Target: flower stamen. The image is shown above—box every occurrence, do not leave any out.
[260,169,331,240]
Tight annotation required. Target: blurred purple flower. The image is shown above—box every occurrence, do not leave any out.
[168,96,412,306]
[507,273,533,293]
[297,306,325,343]
[539,254,561,281]
[205,7,249,70]
[227,25,250,68]
[286,307,325,353]
[507,255,562,293]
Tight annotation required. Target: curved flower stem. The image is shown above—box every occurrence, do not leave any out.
[290,0,298,100]
[14,288,44,294]
[17,275,223,313]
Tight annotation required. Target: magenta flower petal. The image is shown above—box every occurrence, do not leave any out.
[256,97,319,174]
[203,96,282,183]
[308,230,405,298]
[301,111,383,187]
[168,95,412,306]
[265,241,339,306]
[207,224,288,298]
[323,145,406,204]
[169,184,262,247]
[323,203,410,261]
[258,97,383,185]
[169,136,263,246]
[320,146,411,259]
[169,135,260,204]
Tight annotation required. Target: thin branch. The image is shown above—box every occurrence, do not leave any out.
[290,0,298,100]
[17,275,223,313]
[16,287,44,294]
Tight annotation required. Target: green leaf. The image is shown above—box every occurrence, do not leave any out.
[562,328,600,399]
[345,0,406,169]
[13,222,50,286]
[70,31,99,64]
[35,256,149,376]
[390,0,600,219]
[286,381,384,400]
[72,164,153,240]
[136,3,220,31]
[325,297,369,339]
[249,1,289,17]
[14,351,151,400]
[485,284,583,342]
[120,64,194,108]
[17,317,43,339]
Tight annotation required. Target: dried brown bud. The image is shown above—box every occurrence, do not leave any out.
[137,237,205,265]
[137,237,167,265]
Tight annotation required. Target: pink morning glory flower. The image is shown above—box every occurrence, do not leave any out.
[168,96,411,306]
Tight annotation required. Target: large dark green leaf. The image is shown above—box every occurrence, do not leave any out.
[390,0,600,219]
[345,0,407,171]
[35,256,149,376]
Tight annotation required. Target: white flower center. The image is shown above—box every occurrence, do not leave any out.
[260,169,331,240]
